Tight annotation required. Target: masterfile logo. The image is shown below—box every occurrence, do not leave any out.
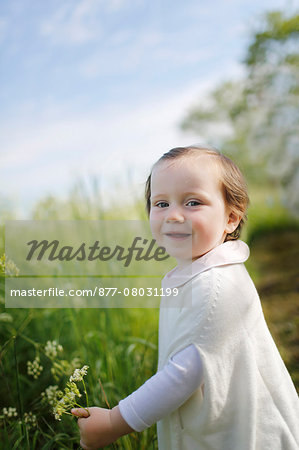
[26,237,169,266]
[5,220,192,308]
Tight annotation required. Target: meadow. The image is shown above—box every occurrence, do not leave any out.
[0,182,298,449]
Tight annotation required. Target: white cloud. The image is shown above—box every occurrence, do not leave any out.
[106,0,145,13]
[152,47,210,65]
[1,80,214,216]
[0,87,196,170]
[1,61,244,174]
[79,29,166,78]
[39,0,103,44]
[38,0,145,45]
[79,27,210,79]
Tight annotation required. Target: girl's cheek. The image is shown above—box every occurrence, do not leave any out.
[149,209,159,220]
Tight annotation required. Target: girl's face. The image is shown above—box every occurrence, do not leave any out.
[149,156,239,266]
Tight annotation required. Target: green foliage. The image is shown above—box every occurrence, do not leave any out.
[0,190,159,448]
[245,11,299,65]
[0,305,159,449]
[181,8,299,216]
[1,176,299,447]
[2,67,299,445]
[31,177,147,222]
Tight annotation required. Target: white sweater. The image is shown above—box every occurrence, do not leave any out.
[157,240,299,449]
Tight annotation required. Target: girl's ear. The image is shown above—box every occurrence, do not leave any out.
[225,209,242,234]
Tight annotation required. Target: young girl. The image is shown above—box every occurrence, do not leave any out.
[72,146,299,449]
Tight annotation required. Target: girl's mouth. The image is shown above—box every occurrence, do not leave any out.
[164,233,191,240]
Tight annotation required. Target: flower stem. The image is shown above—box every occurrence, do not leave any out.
[14,337,30,450]
[13,337,23,418]
[74,403,90,416]
[82,379,89,407]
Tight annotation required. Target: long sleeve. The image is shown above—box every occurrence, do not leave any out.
[118,343,204,432]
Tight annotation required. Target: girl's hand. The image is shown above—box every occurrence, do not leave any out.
[71,406,134,449]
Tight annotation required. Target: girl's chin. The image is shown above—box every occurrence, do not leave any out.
[169,251,193,264]
[174,258,194,269]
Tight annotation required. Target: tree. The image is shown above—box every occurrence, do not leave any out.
[181,10,299,215]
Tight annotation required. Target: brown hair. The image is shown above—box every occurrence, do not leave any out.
[145,145,249,241]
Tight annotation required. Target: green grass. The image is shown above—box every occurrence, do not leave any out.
[0,183,161,448]
[0,180,298,448]
[0,305,159,449]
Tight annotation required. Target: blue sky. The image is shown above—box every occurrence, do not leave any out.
[0,0,293,217]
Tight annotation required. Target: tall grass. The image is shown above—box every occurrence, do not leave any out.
[0,305,159,448]
[1,177,298,448]
[1,179,160,449]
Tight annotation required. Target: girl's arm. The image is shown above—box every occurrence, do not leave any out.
[118,343,203,431]
[72,343,203,448]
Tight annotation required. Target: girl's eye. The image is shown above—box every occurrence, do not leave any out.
[155,201,169,208]
[186,200,201,206]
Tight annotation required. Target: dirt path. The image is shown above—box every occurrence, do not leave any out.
[247,229,299,391]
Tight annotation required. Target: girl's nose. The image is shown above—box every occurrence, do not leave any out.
[165,206,185,223]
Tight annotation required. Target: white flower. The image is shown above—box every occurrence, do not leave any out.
[0,313,13,323]
[69,369,81,382]
[41,385,61,406]
[2,407,18,418]
[52,364,89,421]
[0,255,20,276]
[53,398,69,421]
[70,365,89,382]
[52,378,86,420]
[45,340,63,359]
[23,412,37,429]
[27,356,43,379]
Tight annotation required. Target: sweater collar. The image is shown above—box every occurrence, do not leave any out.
[162,240,250,288]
